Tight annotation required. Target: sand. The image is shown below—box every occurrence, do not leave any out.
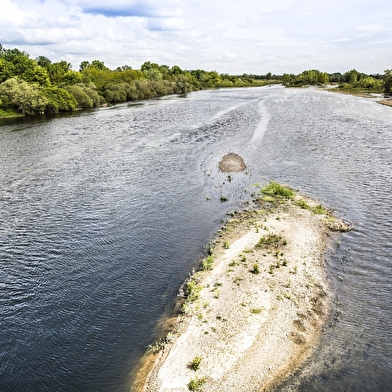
[218,153,247,172]
[136,191,350,392]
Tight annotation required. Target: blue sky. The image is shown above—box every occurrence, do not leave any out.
[0,0,391,74]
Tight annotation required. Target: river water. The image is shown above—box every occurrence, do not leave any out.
[0,86,391,391]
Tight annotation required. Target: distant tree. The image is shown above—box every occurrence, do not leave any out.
[298,70,329,85]
[60,70,83,85]
[23,65,50,86]
[170,65,183,76]
[384,69,392,95]
[344,69,359,84]
[116,65,133,71]
[0,47,50,86]
[36,55,52,69]
[329,73,343,83]
[79,61,90,72]
[90,60,109,71]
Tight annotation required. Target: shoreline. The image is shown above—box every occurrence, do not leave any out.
[133,185,351,392]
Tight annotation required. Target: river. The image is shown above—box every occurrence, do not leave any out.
[0,85,391,391]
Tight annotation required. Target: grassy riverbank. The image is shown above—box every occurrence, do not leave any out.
[133,182,351,392]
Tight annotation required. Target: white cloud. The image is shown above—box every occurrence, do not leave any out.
[0,0,391,74]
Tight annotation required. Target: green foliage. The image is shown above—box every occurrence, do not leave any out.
[202,255,214,270]
[185,278,202,302]
[43,86,77,112]
[261,181,295,199]
[0,48,50,86]
[65,85,93,108]
[0,78,48,114]
[190,356,203,371]
[295,199,310,209]
[0,108,22,117]
[251,263,260,274]
[0,44,387,118]
[312,204,328,215]
[188,376,206,391]
[384,69,392,95]
[60,70,84,85]
[257,233,287,249]
[65,84,100,108]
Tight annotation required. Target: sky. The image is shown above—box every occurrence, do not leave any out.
[0,0,391,75]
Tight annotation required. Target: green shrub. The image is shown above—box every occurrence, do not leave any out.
[188,376,206,391]
[251,263,260,274]
[43,86,77,112]
[313,204,328,214]
[295,199,310,209]
[185,279,201,302]
[190,356,202,371]
[65,85,93,108]
[202,255,214,270]
[257,233,287,249]
[261,181,295,199]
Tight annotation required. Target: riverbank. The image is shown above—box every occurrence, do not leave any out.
[134,183,351,392]
[319,86,392,107]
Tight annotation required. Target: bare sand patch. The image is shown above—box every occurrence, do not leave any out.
[378,99,392,107]
[135,190,350,392]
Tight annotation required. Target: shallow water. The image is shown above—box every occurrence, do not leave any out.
[0,86,391,391]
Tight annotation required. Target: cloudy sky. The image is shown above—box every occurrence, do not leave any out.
[1,0,391,74]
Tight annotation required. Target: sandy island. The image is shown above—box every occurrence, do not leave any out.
[134,179,350,392]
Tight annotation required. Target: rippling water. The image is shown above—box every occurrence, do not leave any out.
[0,86,391,391]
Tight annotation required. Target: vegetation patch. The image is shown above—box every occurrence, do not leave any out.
[295,199,311,209]
[185,276,202,303]
[188,376,206,391]
[190,356,203,371]
[312,204,328,215]
[257,233,287,249]
[261,181,295,199]
[202,255,214,271]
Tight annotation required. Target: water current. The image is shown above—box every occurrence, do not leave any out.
[0,86,391,391]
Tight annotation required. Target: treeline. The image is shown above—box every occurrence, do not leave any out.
[282,68,391,92]
[0,44,391,117]
[0,45,272,116]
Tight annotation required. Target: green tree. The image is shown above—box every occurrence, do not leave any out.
[79,61,90,72]
[90,60,109,71]
[383,69,392,95]
[43,86,77,112]
[0,78,48,114]
[36,55,52,69]
[344,69,359,84]
[61,70,84,85]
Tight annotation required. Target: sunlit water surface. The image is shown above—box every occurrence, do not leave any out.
[0,86,391,391]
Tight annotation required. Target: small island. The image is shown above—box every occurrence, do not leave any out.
[135,182,351,392]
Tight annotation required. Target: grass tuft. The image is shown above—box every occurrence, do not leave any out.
[295,199,310,209]
[188,376,206,391]
[190,356,203,371]
[312,204,328,215]
[257,233,287,249]
[261,181,295,199]
[202,255,214,270]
